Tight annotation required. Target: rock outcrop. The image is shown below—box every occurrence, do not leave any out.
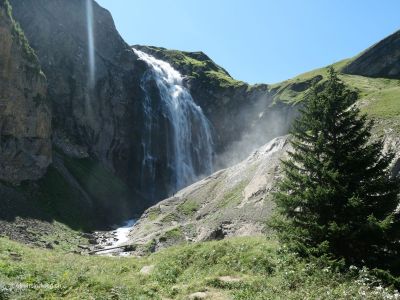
[0,0,51,183]
[343,30,400,79]
[128,127,400,253]
[128,136,290,252]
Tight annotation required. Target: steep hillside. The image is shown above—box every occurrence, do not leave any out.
[129,125,399,253]
[268,57,400,142]
[128,137,289,253]
[343,29,400,79]
[128,35,400,251]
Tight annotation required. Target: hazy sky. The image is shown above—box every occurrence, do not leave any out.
[96,0,400,84]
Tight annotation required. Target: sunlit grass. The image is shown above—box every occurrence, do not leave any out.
[361,87,400,118]
[1,237,398,299]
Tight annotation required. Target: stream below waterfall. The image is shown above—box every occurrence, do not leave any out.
[90,219,137,256]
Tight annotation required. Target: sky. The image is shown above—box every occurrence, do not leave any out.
[96,0,400,84]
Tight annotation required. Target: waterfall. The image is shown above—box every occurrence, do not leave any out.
[86,0,96,88]
[133,48,214,197]
[85,0,96,127]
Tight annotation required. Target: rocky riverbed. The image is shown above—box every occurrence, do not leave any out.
[88,219,137,256]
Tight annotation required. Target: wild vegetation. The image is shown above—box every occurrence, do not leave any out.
[1,236,399,299]
[1,1,399,298]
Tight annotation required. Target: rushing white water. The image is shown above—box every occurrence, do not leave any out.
[86,0,96,88]
[133,48,214,195]
[94,219,136,256]
[112,219,136,246]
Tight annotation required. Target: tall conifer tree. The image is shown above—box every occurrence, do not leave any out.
[273,67,400,270]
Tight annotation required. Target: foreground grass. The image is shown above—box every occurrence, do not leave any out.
[0,237,398,299]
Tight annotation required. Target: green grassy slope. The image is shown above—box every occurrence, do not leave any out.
[270,60,399,102]
[270,61,400,134]
[0,236,397,299]
[359,85,400,134]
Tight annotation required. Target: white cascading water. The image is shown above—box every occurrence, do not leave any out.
[85,0,96,126]
[133,48,214,195]
[86,0,96,88]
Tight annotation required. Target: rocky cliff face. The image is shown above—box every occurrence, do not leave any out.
[0,0,145,230]
[9,0,298,212]
[9,0,148,188]
[0,0,51,183]
[9,0,174,210]
[343,30,400,79]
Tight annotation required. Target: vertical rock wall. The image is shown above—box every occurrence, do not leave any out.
[0,0,51,183]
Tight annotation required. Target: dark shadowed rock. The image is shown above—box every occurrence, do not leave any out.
[0,0,51,183]
[343,30,400,79]
[9,0,147,190]
[8,0,177,210]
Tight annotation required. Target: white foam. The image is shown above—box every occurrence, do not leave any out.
[95,219,136,256]
[112,219,136,246]
[132,48,214,194]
